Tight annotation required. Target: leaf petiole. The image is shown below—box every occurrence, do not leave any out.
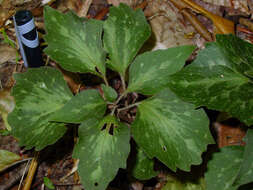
[117,102,140,113]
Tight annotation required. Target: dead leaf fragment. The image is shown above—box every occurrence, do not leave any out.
[107,0,143,7]
[145,0,196,49]
[0,89,15,130]
[0,44,17,64]
[202,0,249,15]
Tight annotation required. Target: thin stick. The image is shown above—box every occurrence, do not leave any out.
[22,152,39,190]
[18,159,31,190]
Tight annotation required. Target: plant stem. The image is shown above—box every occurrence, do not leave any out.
[117,102,140,113]
[120,74,126,92]
[103,75,109,86]
[114,91,127,105]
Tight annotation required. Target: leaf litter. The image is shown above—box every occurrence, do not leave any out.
[0,0,252,189]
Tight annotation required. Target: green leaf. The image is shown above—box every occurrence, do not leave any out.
[50,89,107,123]
[101,84,117,102]
[73,116,130,190]
[132,147,158,180]
[8,67,73,150]
[128,46,195,95]
[43,177,55,190]
[233,129,253,186]
[162,176,205,190]
[169,34,253,125]
[0,150,21,172]
[44,6,106,76]
[103,3,151,77]
[205,146,244,190]
[132,88,214,172]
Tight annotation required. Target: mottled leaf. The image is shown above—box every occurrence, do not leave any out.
[233,129,253,186]
[73,116,130,190]
[169,35,253,125]
[103,3,151,77]
[44,6,106,76]
[132,147,157,180]
[8,67,72,150]
[50,89,107,124]
[0,150,21,172]
[132,88,214,171]
[101,84,117,102]
[162,176,205,190]
[127,46,195,95]
[205,146,244,190]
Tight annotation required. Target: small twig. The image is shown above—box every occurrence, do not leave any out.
[18,159,31,190]
[22,152,39,190]
[117,102,140,113]
[60,159,79,182]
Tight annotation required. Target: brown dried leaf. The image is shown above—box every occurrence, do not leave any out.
[0,89,15,130]
[58,0,92,17]
[202,0,250,15]
[0,44,16,64]
[144,0,196,49]
[107,0,143,7]
[214,122,246,148]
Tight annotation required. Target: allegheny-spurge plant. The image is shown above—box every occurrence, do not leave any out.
[7,3,253,190]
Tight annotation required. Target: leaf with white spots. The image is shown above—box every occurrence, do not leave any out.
[162,176,205,190]
[127,46,195,95]
[169,34,253,125]
[8,67,73,151]
[132,88,214,171]
[101,84,118,102]
[233,129,253,187]
[50,89,107,124]
[73,116,130,190]
[44,6,106,77]
[205,146,244,190]
[103,3,151,77]
[132,147,158,180]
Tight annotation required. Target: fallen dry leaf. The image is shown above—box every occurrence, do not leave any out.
[144,0,196,49]
[107,0,143,7]
[214,122,246,147]
[202,0,250,15]
[0,89,15,130]
[0,44,17,64]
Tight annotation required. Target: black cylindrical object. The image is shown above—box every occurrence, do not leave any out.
[14,10,44,67]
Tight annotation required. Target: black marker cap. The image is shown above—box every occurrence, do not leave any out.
[15,10,44,68]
